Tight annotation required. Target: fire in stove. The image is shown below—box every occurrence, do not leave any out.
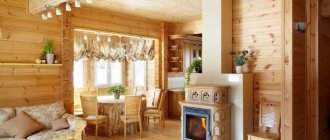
[186,114,207,140]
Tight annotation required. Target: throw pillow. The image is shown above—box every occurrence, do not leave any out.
[15,101,66,129]
[0,108,15,138]
[51,118,70,131]
[0,112,44,139]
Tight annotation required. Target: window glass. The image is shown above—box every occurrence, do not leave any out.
[95,60,109,86]
[73,60,84,88]
[134,61,145,87]
[110,61,122,84]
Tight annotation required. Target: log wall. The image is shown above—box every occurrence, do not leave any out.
[232,0,282,130]
[0,0,63,107]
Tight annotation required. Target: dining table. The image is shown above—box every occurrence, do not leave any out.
[97,95,147,136]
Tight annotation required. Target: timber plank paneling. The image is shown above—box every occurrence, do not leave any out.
[233,0,282,131]
[318,0,330,139]
[0,1,63,108]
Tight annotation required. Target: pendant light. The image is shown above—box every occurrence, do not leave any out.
[83,34,88,40]
[107,35,112,43]
[66,1,72,11]
[75,0,81,8]
[41,12,48,20]
[47,10,52,18]
[55,6,62,16]
[96,34,101,42]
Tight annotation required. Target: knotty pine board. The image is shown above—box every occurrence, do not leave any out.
[233,0,282,131]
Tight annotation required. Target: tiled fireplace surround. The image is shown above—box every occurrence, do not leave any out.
[181,85,232,140]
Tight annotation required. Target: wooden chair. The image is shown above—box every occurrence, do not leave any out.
[248,100,280,140]
[147,88,162,109]
[144,90,167,129]
[120,95,143,139]
[80,95,108,137]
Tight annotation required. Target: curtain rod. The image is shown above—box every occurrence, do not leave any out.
[74,28,157,40]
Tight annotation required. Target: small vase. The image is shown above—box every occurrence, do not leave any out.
[46,53,54,64]
[235,66,242,73]
[114,93,120,99]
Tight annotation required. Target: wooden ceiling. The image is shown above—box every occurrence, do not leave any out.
[81,0,202,23]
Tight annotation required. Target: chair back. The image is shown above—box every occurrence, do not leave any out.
[152,88,162,107]
[80,95,98,118]
[259,100,281,134]
[157,90,167,112]
[125,96,142,116]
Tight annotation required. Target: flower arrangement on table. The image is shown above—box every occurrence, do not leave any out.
[229,49,254,73]
[106,84,127,99]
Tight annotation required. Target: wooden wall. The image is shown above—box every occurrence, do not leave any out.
[318,0,330,139]
[283,0,308,139]
[0,0,63,107]
[232,0,282,130]
[0,1,162,111]
[170,20,202,35]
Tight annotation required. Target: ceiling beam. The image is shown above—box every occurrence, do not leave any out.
[322,0,330,17]
[28,0,66,15]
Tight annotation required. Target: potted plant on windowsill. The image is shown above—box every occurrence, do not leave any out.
[229,49,254,73]
[185,57,202,85]
[107,84,127,99]
[44,39,55,64]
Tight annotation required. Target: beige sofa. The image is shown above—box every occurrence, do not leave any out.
[0,101,86,140]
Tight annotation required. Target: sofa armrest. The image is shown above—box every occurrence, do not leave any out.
[62,113,86,131]
[62,113,86,140]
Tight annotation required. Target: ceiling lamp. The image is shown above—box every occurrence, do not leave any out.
[75,0,81,8]
[86,0,93,3]
[47,10,52,18]
[55,6,62,16]
[107,35,112,42]
[41,12,48,20]
[83,34,88,40]
[96,34,101,42]
[66,1,72,11]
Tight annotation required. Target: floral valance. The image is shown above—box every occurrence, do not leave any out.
[74,36,155,62]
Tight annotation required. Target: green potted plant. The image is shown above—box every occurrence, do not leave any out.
[229,49,254,73]
[106,84,127,99]
[44,39,54,64]
[185,58,202,85]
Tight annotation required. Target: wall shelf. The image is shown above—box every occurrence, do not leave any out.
[0,63,63,68]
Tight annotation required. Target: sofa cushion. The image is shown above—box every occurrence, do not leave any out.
[51,118,70,131]
[0,107,15,138]
[0,112,44,139]
[27,129,75,140]
[15,101,66,129]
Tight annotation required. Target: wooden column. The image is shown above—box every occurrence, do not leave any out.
[283,0,308,139]
[61,5,74,113]
[306,0,318,139]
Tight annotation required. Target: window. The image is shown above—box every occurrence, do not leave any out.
[133,60,146,88]
[110,61,123,84]
[95,60,123,87]
[73,60,84,88]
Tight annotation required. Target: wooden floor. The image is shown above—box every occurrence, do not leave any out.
[85,119,181,140]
